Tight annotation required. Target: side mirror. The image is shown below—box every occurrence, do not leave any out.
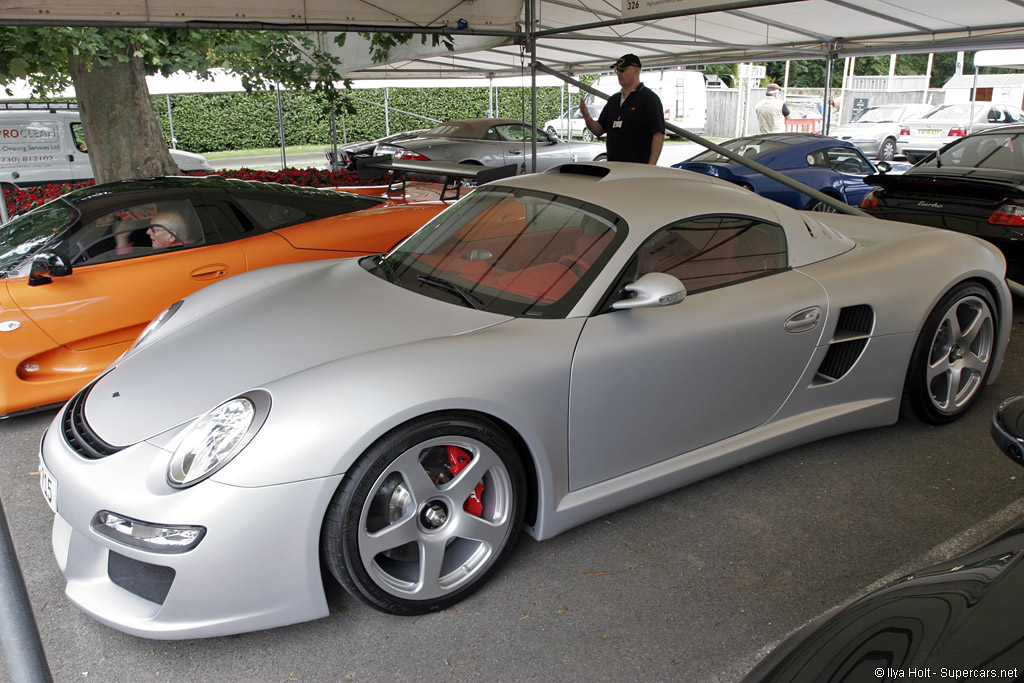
[875,161,891,174]
[612,272,687,310]
[992,396,1024,467]
[28,250,72,287]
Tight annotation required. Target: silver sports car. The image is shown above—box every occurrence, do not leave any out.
[39,162,1010,639]
[377,117,607,173]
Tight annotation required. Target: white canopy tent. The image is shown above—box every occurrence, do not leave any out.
[0,0,1022,78]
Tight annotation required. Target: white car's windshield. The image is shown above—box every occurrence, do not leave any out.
[852,106,902,123]
[0,200,79,276]
[368,186,625,318]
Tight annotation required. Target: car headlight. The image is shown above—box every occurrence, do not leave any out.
[132,300,184,352]
[167,391,271,488]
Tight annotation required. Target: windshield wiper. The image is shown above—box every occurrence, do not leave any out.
[374,254,401,284]
[417,275,484,310]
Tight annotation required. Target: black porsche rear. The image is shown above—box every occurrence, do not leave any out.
[861,169,1024,277]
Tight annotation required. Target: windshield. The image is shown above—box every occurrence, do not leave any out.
[0,200,79,275]
[366,186,625,318]
[851,106,902,123]
[688,137,788,163]
[921,131,1023,171]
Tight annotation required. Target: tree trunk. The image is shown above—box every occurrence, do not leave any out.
[68,44,179,184]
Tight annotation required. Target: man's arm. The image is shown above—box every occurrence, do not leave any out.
[579,99,605,137]
[648,132,664,165]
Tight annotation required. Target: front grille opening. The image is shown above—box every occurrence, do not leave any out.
[62,384,124,460]
[108,551,176,605]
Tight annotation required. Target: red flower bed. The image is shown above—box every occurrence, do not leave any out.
[2,167,378,217]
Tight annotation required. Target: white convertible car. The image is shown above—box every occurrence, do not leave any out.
[39,162,1010,638]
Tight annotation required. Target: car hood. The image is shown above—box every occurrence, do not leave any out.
[831,122,891,136]
[84,258,513,446]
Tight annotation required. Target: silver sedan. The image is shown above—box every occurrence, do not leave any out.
[39,162,1010,639]
[898,102,1024,163]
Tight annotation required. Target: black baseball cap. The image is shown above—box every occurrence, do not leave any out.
[611,54,642,70]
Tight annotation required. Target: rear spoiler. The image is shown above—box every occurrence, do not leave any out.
[357,155,518,201]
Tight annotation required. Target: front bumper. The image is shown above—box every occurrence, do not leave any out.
[41,408,344,639]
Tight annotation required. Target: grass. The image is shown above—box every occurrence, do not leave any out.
[204,144,324,159]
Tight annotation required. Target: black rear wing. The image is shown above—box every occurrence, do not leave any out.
[357,155,517,201]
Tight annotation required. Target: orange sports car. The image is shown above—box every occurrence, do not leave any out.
[0,175,447,416]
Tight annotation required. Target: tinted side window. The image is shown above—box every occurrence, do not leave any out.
[826,147,873,174]
[636,216,787,292]
[69,198,206,265]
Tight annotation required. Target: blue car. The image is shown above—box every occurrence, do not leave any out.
[673,133,897,212]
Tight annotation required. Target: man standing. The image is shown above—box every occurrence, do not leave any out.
[579,54,665,164]
[755,83,790,134]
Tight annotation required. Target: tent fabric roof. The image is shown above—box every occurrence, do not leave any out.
[1,0,1023,78]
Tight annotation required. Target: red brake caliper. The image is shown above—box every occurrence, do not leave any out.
[446,445,485,517]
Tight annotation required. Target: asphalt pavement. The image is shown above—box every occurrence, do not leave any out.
[2,258,1023,683]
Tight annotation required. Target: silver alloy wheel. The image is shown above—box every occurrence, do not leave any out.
[925,294,994,415]
[809,199,839,212]
[879,138,896,162]
[357,436,515,601]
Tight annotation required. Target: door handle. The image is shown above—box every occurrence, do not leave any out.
[785,307,821,333]
[190,264,230,281]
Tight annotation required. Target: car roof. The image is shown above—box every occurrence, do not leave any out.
[59,175,363,204]
[422,118,526,139]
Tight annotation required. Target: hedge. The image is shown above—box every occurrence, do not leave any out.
[2,167,377,216]
[155,85,571,153]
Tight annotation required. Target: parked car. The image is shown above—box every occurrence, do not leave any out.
[861,124,1024,280]
[673,133,898,211]
[744,517,1024,681]
[543,104,601,141]
[325,129,430,170]
[831,102,935,161]
[0,175,448,417]
[0,106,211,186]
[38,162,1010,639]
[747,400,1024,681]
[375,118,606,173]
[897,102,1024,164]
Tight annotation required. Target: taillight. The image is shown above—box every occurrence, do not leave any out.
[899,126,910,136]
[948,127,968,137]
[392,148,431,162]
[860,188,882,210]
[989,203,1024,227]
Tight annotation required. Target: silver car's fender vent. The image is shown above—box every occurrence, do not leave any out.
[813,305,875,385]
[108,550,175,604]
[62,386,125,460]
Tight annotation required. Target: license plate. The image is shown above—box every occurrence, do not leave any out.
[920,129,941,136]
[38,456,57,514]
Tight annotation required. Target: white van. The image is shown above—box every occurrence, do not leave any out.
[0,104,211,187]
[594,69,707,136]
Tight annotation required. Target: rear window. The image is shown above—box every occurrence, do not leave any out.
[920,132,1024,171]
[688,137,788,163]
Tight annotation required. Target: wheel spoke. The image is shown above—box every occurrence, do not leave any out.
[443,444,500,503]
[452,511,508,547]
[360,514,420,562]
[416,537,448,600]
[385,448,439,503]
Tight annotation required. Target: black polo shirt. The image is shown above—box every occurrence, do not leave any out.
[597,83,666,164]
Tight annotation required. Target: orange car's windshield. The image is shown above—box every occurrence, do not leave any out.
[0,200,79,276]
[370,186,625,319]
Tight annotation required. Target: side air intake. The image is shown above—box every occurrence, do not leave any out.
[813,305,875,385]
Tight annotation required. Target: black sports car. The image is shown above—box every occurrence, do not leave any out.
[860,124,1024,280]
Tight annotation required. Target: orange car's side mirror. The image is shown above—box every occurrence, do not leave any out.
[28,251,72,287]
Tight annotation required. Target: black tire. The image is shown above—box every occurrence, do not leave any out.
[878,138,897,162]
[901,282,997,424]
[322,413,526,615]
[594,153,607,162]
[546,126,557,137]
